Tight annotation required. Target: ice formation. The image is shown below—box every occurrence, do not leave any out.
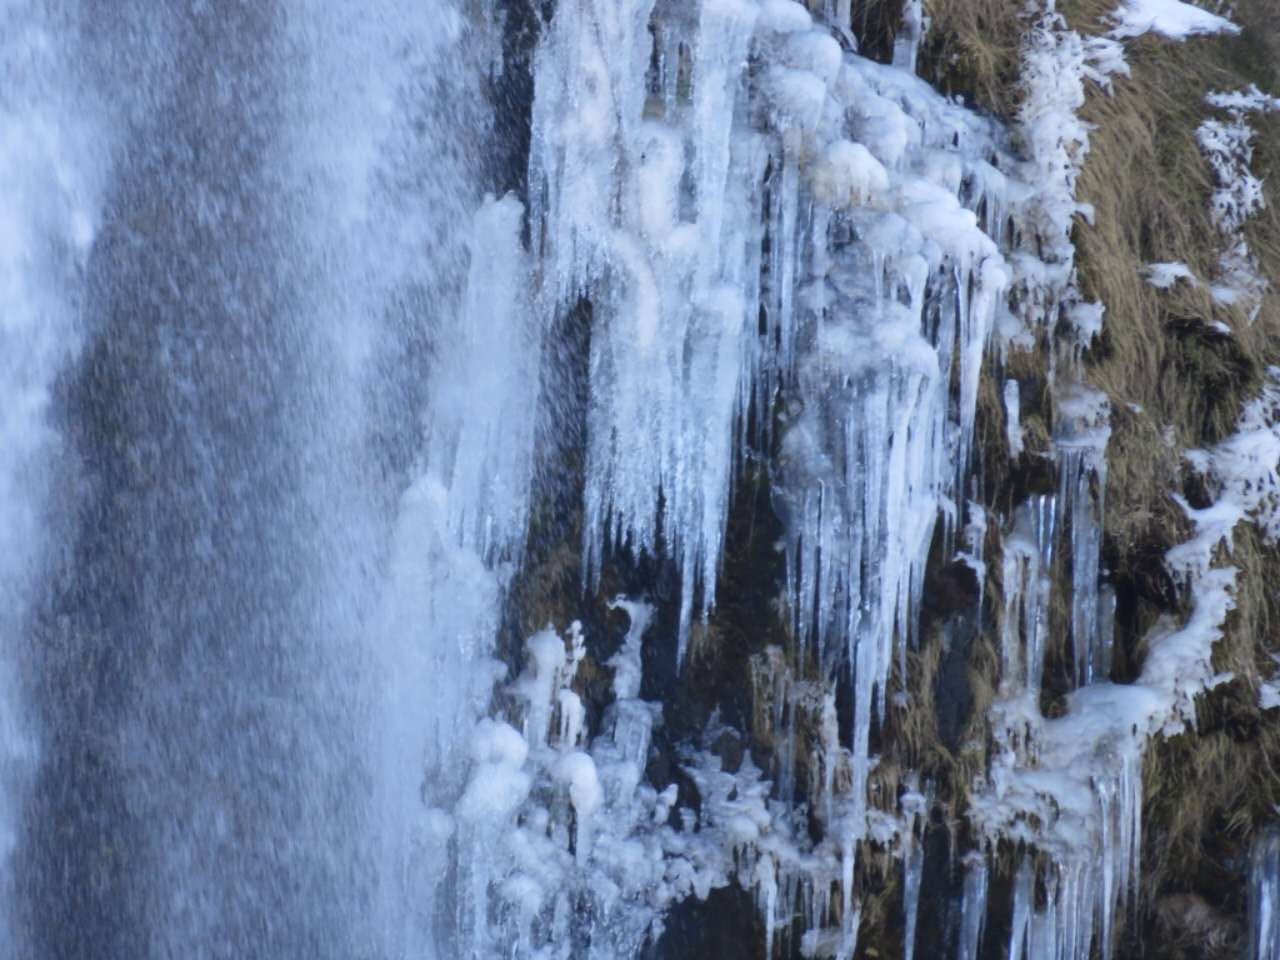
[1253,827,1280,960]
[423,194,543,566]
[449,603,799,958]
[1197,86,1280,319]
[431,0,1280,955]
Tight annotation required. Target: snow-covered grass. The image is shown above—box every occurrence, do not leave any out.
[1109,0,1239,40]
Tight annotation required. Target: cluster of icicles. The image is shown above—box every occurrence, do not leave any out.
[411,0,1280,957]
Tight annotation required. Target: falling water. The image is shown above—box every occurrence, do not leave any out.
[4,1,493,957]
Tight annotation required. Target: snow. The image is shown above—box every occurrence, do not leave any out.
[1262,679,1280,711]
[1109,0,1239,40]
[1167,368,1280,583]
[1142,260,1199,289]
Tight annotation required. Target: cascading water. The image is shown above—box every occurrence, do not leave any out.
[0,3,106,952]
[4,1,496,957]
[4,0,1278,958]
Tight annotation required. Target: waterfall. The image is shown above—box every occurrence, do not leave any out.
[2,0,1277,958]
[0,2,106,951]
[2,1,493,957]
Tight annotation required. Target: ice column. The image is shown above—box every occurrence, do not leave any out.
[1252,828,1280,960]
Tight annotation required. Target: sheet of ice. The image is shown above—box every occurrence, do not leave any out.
[375,475,511,958]
[1109,0,1239,40]
[423,194,542,564]
[375,155,542,959]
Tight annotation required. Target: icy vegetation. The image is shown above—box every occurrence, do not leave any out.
[1197,86,1280,319]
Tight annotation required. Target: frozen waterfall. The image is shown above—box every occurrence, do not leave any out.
[2,0,1277,958]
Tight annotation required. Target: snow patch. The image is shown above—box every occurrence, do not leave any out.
[1142,260,1199,289]
[1109,0,1239,40]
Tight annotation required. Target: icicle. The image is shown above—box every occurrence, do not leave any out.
[1251,827,1280,960]
[1005,378,1025,457]
[890,0,928,74]
[1009,857,1034,960]
[901,784,928,960]
[533,0,770,667]
[1055,384,1112,687]
[957,853,990,960]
